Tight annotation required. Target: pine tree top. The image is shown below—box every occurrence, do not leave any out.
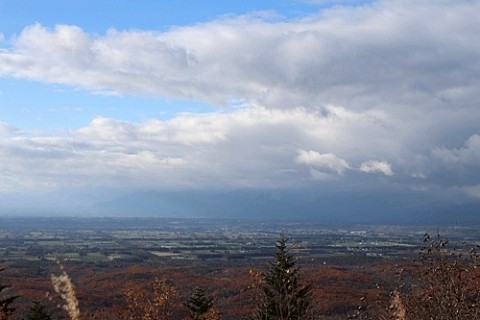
[184,286,214,318]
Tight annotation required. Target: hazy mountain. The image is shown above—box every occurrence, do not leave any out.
[94,188,480,225]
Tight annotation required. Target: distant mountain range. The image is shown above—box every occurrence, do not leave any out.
[1,187,478,226]
[94,188,480,226]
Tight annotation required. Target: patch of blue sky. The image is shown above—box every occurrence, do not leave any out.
[0,0,372,37]
[0,77,215,131]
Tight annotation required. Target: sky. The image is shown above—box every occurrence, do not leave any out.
[0,0,480,221]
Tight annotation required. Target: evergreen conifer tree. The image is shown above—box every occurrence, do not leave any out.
[253,234,311,320]
[184,287,214,320]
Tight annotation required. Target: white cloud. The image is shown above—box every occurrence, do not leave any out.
[0,1,479,112]
[359,160,393,176]
[296,150,350,175]
[0,101,475,193]
[0,106,406,191]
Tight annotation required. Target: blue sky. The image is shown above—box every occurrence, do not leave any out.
[1,0,480,220]
[0,1,324,35]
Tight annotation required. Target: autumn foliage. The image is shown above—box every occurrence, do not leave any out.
[122,276,181,320]
[2,234,480,319]
[351,234,480,320]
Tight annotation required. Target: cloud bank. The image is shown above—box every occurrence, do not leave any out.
[0,0,480,214]
[1,1,479,111]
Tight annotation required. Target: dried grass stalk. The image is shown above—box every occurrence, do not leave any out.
[389,290,406,320]
[51,270,80,320]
